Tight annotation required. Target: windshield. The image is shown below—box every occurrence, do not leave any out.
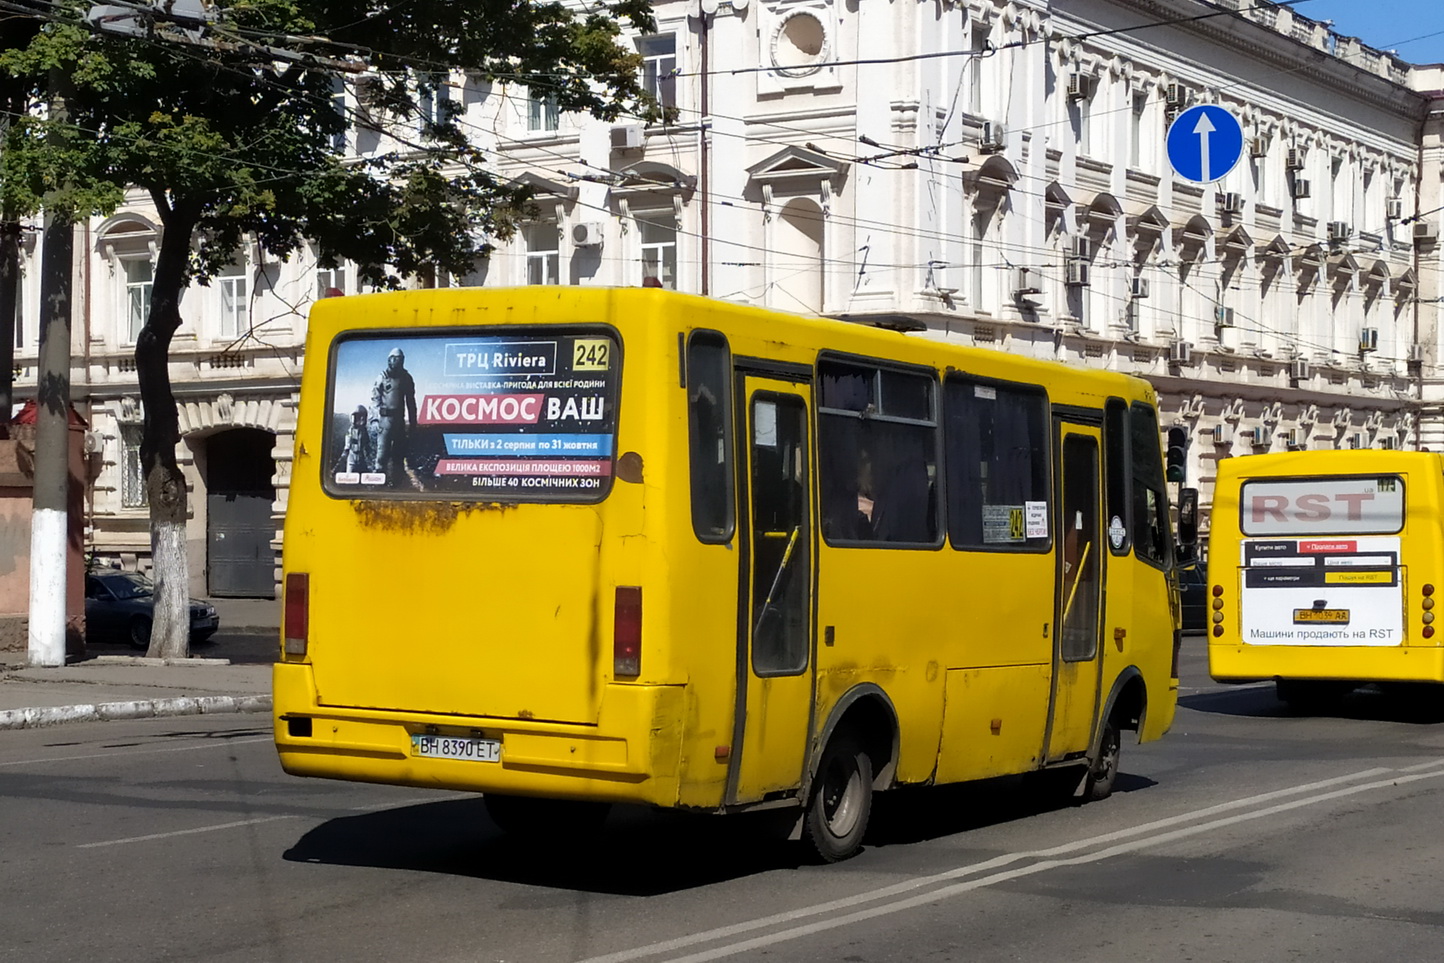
[323,327,621,502]
[97,574,154,600]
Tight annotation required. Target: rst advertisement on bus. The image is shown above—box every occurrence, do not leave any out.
[323,328,620,500]
[1238,535,1404,646]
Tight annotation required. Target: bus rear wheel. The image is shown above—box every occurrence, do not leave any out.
[482,794,610,837]
[1083,719,1121,802]
[802,736,873,863]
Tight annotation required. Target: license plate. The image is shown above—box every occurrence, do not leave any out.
[412,734,501,762]
[1294,608,1350,624]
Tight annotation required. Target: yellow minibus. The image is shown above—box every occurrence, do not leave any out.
[273,287,1180,861]
[1209,450,1444,708]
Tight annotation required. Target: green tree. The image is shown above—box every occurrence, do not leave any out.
[1,0,657,657]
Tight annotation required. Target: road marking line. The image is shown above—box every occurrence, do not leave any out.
[647,765,1444,963]
[0,736,273,768]
[574,765,1408,963]
[77,815,300,849]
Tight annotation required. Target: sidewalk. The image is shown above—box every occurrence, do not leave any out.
[0,596,279,731]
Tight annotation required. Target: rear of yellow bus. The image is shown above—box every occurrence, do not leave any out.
[1207,450,1444,696]
[273,288,694,808]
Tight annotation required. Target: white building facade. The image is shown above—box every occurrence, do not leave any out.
[10,0,1444,593]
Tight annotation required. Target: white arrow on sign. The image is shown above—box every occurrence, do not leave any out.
[1193,111,1216,182]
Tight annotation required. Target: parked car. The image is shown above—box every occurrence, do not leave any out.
[1178,563,1207,634]
[84,572,220,648]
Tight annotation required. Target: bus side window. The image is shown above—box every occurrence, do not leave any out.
[1129,403,1171,567]
[1105,400,1132,556]
[817,360,939,546]
[687,331,735,543]
[944,377,1050,551]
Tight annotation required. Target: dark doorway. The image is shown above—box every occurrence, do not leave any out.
[206,428,277,598]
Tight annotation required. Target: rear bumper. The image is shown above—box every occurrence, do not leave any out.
[272,662,685,806]
[1209,641,1444,684]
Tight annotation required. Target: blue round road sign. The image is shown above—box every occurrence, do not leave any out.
[1166,105,1244,184]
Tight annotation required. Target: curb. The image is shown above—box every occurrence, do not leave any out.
[0,694,272,730]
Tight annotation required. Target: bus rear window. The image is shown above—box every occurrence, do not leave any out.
[322,327,620,501]
[1240,476,1405,536]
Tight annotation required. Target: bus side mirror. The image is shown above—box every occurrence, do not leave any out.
[1177,487,1199,553]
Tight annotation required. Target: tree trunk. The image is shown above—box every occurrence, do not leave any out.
[138,200,198,660]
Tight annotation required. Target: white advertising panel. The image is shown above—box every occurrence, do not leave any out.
[1239,535,1402,646]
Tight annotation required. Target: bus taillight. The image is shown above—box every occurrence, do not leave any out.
[284,573,310,658]
[1211,583,1225,638]
[1423,584,1436,639]
[614,586,642,677]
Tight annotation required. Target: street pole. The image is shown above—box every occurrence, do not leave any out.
[28,73,74,668]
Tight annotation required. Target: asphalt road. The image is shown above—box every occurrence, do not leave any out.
[4,638,1444,962]
[82,627,278,665]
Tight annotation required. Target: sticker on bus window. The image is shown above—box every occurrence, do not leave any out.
[1025,501,1048,538]
[324,329,620,499]
[982,504,1027,543]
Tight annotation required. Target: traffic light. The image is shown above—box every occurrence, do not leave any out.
[1165,426,1188,484]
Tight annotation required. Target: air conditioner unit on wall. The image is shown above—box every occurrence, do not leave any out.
[1327,221,1352,243]
[1214,424,1232,446]
[1220,192,1244,215]
[1248,136,1268,158]
[1248,426,1270,447]
[1290,357,1310,382]
[979,120,1005,153]
[1415,221,1439,243]
[572,221,604,247]
[1065,259,1090,287]
[1386,197,1404,220]
[1013,267,1042,296]
[1286,147,1306,170]
[1380,435,1399,450]
[1165,83,1188,107]
[1410,343,1426,363]
[1292,178,1311,200]
[1066,72,1093,100]
[1130,277,1150,299]
[1067,235,1091,260]
[610,124,643,151]
[1169,340,1193,365]
[1214,306,1236,327]
[1350,432,1368,450]
[1359,327,1379,353]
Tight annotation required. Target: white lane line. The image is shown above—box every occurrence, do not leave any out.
[0,735,273,768]
[77,815,300,849]
[651,765,1444,963]
[575,766,1402,963]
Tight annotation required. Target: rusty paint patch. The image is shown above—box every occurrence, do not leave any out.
[351,499,509,534]
[616,451,644,484]
[517,709,535,720]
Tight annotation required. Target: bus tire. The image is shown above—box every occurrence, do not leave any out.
[802,736,873,863]
[482,794,610,837]
[1083,719,1121,802]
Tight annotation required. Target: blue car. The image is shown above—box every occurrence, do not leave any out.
[84,572,220,648]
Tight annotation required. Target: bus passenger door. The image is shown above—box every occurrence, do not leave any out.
[1046,427,1104,762]
[729,382,815,805]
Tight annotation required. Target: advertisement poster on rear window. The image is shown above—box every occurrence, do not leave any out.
[324,329,619,500]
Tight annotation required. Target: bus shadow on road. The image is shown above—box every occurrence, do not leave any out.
[1181,683,1444,724]
[282,797,809,894]
[862,771,1157,849]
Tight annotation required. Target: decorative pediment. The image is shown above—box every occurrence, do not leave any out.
[1256,234,1292,260]
[965,154,1018,195]
[1221,226,1253,253]
[508,171,579,203]
[745,145,848,187]
[96,214,160,260]
[1126,203,1169,234]
[610,162,696,225]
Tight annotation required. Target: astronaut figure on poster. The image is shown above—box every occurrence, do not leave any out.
[371,347,418,484]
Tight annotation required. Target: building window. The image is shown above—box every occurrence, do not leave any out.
[123,258,152,344]
[527,91,559,132]
[1129,92,1147,168]
[329,77,348,151]
[418,72,454,131]
[121,425,147,508]
[218,260,249,338]
[638,34,677,109]
[637,211,677,289]
[967,22,989,114]
[524,223,560,285]
[316,264,347,300]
